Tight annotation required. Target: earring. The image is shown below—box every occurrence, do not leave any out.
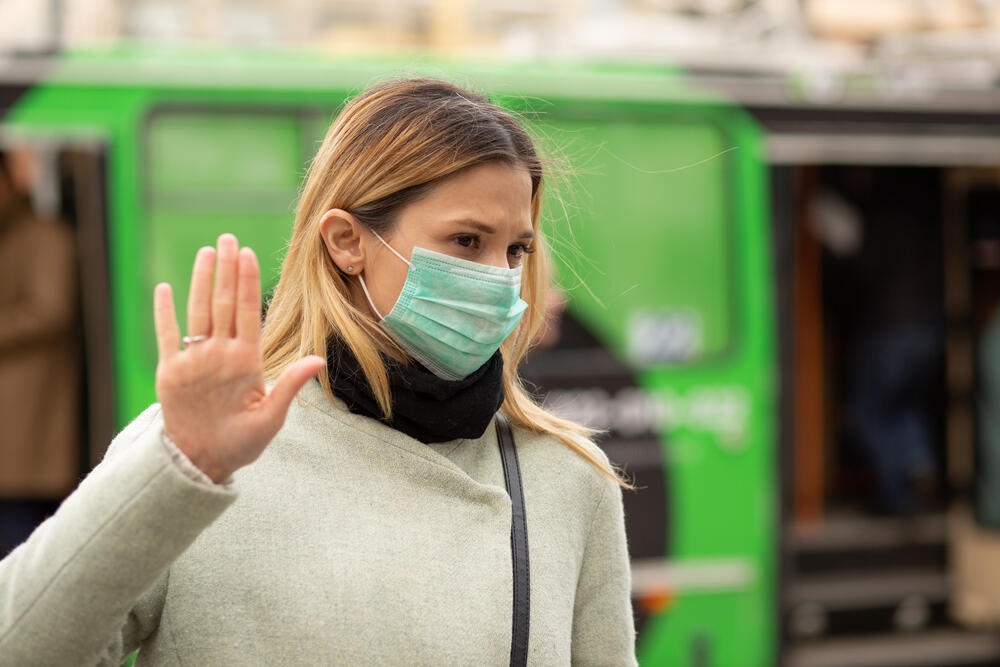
[346,265,354,273]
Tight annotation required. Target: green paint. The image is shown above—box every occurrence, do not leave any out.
[4,48,776,665]
[542,115,734,360]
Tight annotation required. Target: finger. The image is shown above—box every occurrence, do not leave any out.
[263,356,327,424]
[211,233,239,338]
[187,246,216,337]
[236,247,262,342]
[154,282,181,362]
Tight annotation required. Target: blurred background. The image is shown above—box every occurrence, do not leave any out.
[4,1,1000,665]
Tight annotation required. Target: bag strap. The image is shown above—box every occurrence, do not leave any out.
[495,412,529,667]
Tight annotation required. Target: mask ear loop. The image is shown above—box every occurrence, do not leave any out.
[369,229,412,267]
[358,274,383,320]
[357,229,412,321]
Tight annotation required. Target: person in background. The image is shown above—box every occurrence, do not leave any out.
[0,149,80,557]
[816,166,944,516]
[969,191,1000,529]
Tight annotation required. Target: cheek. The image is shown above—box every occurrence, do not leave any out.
[369,258,410,314]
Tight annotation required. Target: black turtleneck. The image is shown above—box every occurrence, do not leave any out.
[326,338,505,444]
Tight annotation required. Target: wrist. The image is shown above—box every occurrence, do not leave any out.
[161,428,232,485]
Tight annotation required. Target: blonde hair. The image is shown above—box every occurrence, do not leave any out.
[261,76,631,489]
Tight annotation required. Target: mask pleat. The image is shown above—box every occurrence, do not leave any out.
[412,293,526,320]
[398,308,506,351]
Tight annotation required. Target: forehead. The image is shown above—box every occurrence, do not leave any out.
[401,162,533,225]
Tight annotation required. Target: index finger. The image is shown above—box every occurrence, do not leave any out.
[235,246,262,342]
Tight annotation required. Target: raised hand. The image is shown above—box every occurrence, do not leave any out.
[152,233,326,483]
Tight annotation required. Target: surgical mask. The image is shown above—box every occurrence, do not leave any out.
[358,230,528,381]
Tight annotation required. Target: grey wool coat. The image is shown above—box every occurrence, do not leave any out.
[0,377,637,665]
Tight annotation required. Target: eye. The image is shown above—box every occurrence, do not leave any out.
[507,243,536,261]
[454,234,479,249]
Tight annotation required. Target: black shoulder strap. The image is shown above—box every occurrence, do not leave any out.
[495,412,529,667]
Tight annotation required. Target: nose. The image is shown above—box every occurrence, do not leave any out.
[483,247,512,270]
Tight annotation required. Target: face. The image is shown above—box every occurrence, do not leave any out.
[321,160,535,324]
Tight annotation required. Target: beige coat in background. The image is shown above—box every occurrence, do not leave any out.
[0,213,80,498]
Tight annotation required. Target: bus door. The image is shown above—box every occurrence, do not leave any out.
[0,134,114,484]
[768,121,1000,666]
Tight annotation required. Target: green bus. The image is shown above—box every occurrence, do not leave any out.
[0,47,779,665]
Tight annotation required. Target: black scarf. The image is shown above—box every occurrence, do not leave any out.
[326,338,505,444]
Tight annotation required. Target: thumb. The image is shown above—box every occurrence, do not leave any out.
[264,355,327,422]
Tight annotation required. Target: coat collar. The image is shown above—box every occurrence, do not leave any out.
[291,376,502,487]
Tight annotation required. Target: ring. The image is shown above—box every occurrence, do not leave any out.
[182,334,209,345]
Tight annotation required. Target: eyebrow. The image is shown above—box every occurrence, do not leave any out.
[451,219,535,239]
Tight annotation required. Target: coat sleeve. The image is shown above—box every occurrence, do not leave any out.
[0,221,77,355]
[571,476,638,666]
[0,403,238,666]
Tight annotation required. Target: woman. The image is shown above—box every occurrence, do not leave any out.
[0,77,636,665]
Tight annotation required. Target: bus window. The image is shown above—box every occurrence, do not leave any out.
[542,117,736,365]
[147,111,302,209]
[143,109,310,352]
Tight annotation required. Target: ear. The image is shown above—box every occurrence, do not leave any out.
[319,208,366,275]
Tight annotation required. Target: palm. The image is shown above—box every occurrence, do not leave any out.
[152,234,325,482]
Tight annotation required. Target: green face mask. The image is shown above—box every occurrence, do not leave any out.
[358,230,529,380]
